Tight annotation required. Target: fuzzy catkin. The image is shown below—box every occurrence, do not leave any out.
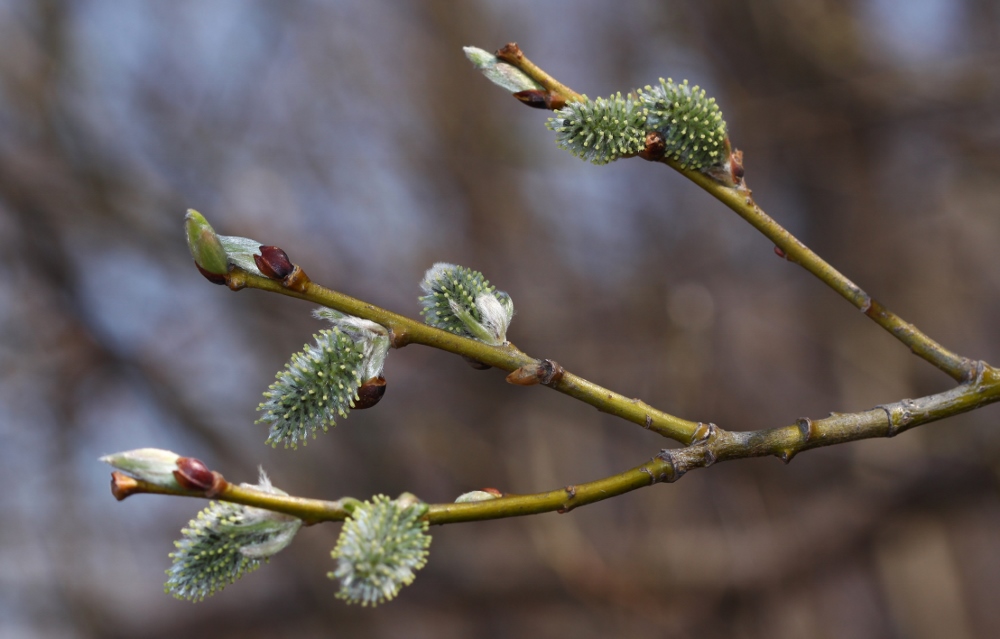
[546,79,728,171]
[329,495,431,606]
[546,92,647,165]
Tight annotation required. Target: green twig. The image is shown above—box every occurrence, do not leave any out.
[493,44,975,384]
[495,43,584,104]
[679,167,975,383]
[109,471,353,524]
[226,267,705,444]
[111,361,1000,524]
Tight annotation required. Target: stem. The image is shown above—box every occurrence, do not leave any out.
[111,474,351,525]
[494,44,975,384]
[431,360,1000,523]
[680,167,975,383]
[226,268,704,444]
[495,43,584,104]
[113,362,1000,524]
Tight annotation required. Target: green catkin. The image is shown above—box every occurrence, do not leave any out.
[639,78,728,171]
[419,263,513,346]
[546,78,728,171]
[546,92,647,165]
[257,328,367,448]
[165,473,301,601]
[329,495,431,606]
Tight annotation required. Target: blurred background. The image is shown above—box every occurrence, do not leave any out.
[2,0,1000,637]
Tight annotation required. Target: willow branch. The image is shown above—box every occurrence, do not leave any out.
[109,471,353,525]
[110,361,1000,525]
[495,42,584,104]
[225,267,705,444]
[679,168,975,382]
[494,43,975,384]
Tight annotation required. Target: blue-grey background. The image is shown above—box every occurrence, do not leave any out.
[2,1,1000,637]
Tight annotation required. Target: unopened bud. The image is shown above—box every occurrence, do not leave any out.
[506,359,564,386]
[172,456,216,492]
[513,90,566,110]
[254,245,294,280]
[454,489,501,503]
[100,448,182,490]
[463,46,541,94]
[354,376,387,410]
[184,210,229,283]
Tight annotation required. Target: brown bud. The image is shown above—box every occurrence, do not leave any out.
[513,90,566,110]
[354,376,387,409]
[638,131,666,161]
[496,42,523,64]
[730,148,745,182]
[281,264,311,292]
[514,89,550,109]
[462,356,492,370]
[774,246,787,259]
[482,487,503,498]
[173,456,215,492]
[195,262,228,285]
[506,359,564,386]
[546,93,566,109]
[254,245,294,280]
[506,364,541,386]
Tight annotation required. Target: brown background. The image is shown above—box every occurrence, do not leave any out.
[3,1,1000,637]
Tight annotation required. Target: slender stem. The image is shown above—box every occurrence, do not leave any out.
[113,362,1000,524]
[111,474,351,525]
[680,167,975,383]
[494,45,975,384]
[226,268,704,444]
[495,43,584,104]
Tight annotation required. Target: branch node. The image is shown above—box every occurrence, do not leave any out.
[226,274,246,291]
[962,358,984,384]
[505,359,565,386]
[778,417,817,462]
[495,42,523,64]
[702,449,717,468]
[655,449,685,483]
[557,485,577,514]
[796,417,817,443]
[860,294,873,314]
[282,265,311,292]
[540,359,566,386]
[644,415,653,430]
[690,422,717,445]
[640,466,655,484]
[387,327,411,349]
[205,472,230,499]
[877,399,917,437]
